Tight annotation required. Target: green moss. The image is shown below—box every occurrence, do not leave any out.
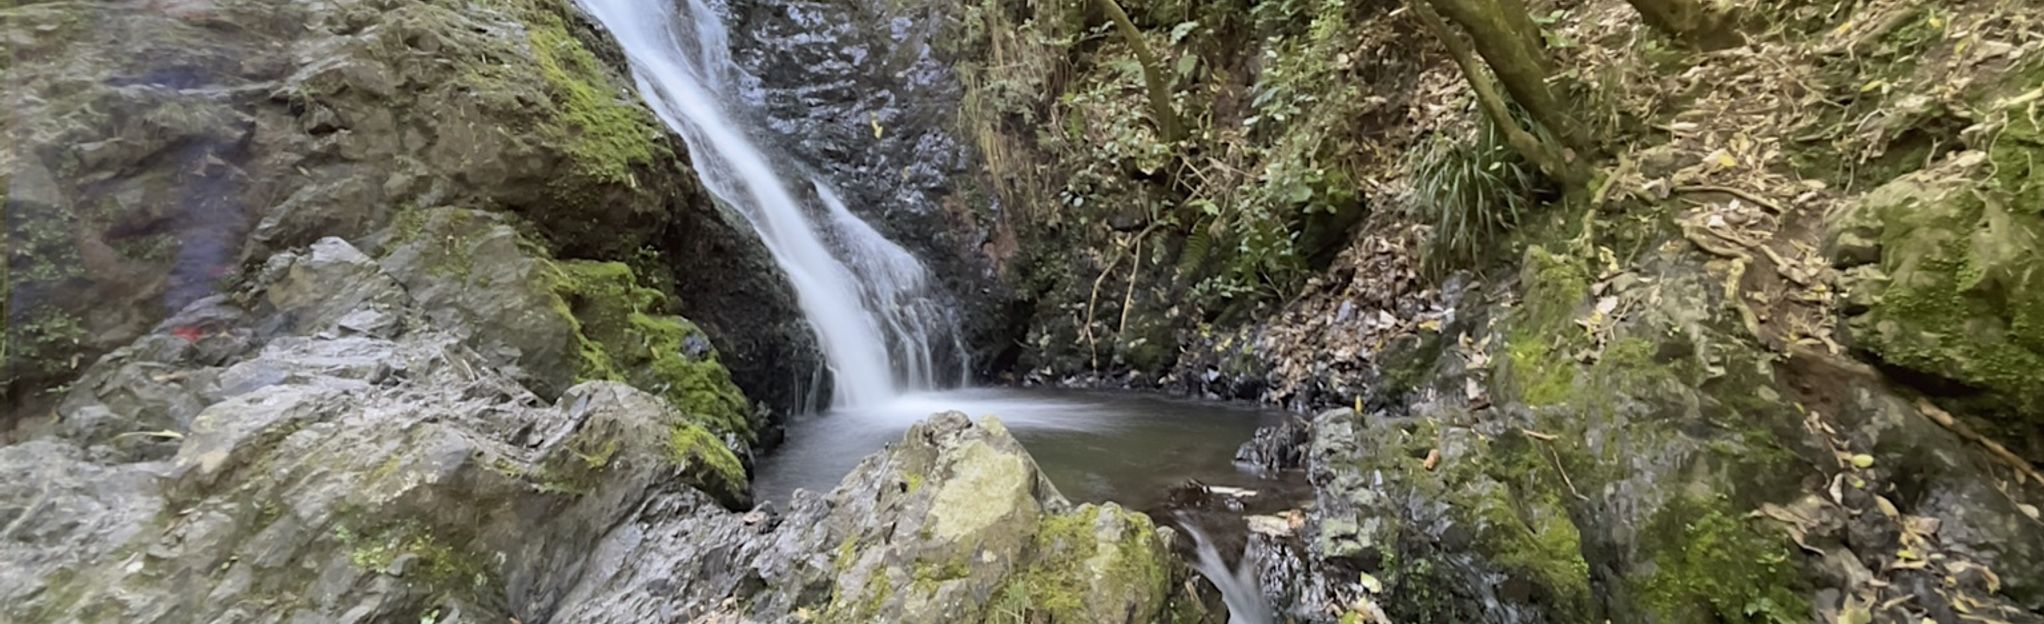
[524,20,665,189]
[666,424,747,503]
[334,519,496,596]
[1851,138,2044,436]
[542,259,754,442]
[468,0,667,194]
[1503,246,1590,406]
[1389,425,1594,619]
[911,557,971,594]
[990,504,1170,623]
[1636,495,1808,624]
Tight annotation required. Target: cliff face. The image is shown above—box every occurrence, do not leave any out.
[0,0,822,420]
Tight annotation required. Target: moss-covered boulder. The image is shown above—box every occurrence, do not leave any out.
[818,413,1191,623]
[1831,145,2044,458]
[376,208,758,445]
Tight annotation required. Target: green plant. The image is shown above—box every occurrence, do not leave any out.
[1408,114,1547,277]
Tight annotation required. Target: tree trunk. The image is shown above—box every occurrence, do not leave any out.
[1098,0,1185,143]
[1414,2,1584,185]
[1426,0,1589,154]
[1623,0,1738,48]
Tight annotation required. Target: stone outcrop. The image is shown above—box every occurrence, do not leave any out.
[562,411,1221,623]
[0,0,820,419]
[1,229,1216,623]
[2,231,751,623]
[1830,137,2044,459]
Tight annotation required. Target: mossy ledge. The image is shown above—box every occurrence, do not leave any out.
[383,208,752,501]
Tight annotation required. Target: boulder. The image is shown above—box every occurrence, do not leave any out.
[3,234,753,623]
[1830,144,2044,459]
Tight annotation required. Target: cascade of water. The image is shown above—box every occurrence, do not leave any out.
[1180,519,1277,624]
[576,0,963,407]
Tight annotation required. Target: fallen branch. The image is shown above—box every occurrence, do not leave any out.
[1676,184,1785,214]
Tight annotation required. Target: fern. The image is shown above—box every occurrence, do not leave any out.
[1175,225,1218,282]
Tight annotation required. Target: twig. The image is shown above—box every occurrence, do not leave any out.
[1117,225,1154,336]
[1528,435,1589,502]
[1675,184,1786,214]
[1917,399,2044,488]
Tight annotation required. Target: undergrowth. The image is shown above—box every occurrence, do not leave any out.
[1407,114,1548,277]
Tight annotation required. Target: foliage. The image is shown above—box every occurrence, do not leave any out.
[1407,114,1547,276]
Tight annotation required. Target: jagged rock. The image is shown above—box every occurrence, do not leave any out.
[3,234,755,623]
[1234,417,1311,475]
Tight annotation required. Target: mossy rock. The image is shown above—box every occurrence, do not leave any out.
[543,259,754,443]
[990,503,1174,623]
[1501,245,1591,407]
[1633,495,1809,624]
[379,208,756,464]
[1835,144,2044,457]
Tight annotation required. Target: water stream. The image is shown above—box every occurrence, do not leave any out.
[576,0,1285,618]
[578,0,960,408]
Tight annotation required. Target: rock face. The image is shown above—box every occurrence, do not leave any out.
[0,0,821,419]
[2,232,751,623]
[1830,141,2044,459]
[723,0,1012,372]
[1,229,1215,623]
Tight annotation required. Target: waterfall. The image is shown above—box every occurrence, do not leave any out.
[1180,519,1277,624]
[577,0,963,407]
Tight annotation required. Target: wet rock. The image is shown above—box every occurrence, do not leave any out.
[724,0,1006,372]
[1235,417,1311,475]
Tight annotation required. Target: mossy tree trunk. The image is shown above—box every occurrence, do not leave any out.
[1623,0,1739,48]
[1425,0,1589,155]
[1097,0,1185,143]
[1414,3,1584,185]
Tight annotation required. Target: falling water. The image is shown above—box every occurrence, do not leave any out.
[576,0,963,407]
[1180,519,1277,624]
